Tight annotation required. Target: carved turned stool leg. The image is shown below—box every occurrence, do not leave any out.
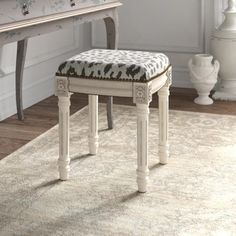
[158,77,171,164]
[58,95,71,180]
[136,103,150,193]
[134,83,152,193]
[88,95,99,155]
[56,77,71,180]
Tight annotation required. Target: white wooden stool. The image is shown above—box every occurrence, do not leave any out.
[55,49,172,193]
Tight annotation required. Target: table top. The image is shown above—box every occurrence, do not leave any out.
[0,0,121,33]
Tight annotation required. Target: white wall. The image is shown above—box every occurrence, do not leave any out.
[92,0,225,88]
[0,24,91,121]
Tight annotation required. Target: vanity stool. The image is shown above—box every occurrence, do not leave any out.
[55,49,172,193]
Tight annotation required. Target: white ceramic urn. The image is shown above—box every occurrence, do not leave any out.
[188,54,220,105]
[211,0,236,101]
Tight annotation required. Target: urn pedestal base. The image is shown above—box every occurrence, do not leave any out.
[194,96,214,105]
[210,0,236,101]
[213,91,236,101]
[211,37,236,101]
[192,82,215,105]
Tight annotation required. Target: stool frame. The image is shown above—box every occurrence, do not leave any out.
[55,66,172,193]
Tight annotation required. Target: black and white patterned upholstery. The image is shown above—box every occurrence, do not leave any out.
[56,49,171,83]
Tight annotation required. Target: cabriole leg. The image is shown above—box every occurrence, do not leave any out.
[16,39,28,120]
[104,11,118,129]
[88,95,99,155]
[136,103,150,193]
[158,81,170,164]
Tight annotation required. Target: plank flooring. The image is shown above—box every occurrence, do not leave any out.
[0,88,235,160]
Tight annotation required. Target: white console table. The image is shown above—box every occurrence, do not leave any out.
[0,0,121,121]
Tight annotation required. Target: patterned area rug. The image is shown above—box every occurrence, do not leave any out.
[0,104,236,236]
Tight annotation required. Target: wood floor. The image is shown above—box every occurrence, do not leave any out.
[0,88,235,160]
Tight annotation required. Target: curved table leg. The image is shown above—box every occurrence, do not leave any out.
[16,39,28,120]
[104,11,119,129]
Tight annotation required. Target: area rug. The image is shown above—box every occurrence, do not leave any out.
[0,104,236,236]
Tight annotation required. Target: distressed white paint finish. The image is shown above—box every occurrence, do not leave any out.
[158,73,171,165]
[136,103,150,193]
[0,2,121,55]
[58,95,71,180]
[88,95,99,155]
[133,82,153,192]
[133,82,152,105]
[58,95,71,181]
[0,0,119,27]
[55,64,171,192]
[56,76,71,180]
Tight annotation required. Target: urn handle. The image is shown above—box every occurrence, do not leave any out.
[188,58,220,81]
[213,59,220,74]
[22,2,29,15]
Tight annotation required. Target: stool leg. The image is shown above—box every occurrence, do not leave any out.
[158,83,170,164]
[58,94,71,180]
[88,95,99,155]
[136,104,150,193]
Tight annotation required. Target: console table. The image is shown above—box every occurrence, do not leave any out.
[0,0,121,120]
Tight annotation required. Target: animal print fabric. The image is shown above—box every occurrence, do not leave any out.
[56,49,170,82]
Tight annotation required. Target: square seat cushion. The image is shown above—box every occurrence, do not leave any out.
[56,49,171,82]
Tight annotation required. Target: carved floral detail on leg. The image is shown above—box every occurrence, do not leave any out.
[55,77,69,97]
[166,66,172,86]
[133,83,152,104]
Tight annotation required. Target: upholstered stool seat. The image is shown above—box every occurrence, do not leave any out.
[56,49,170,82]
[55,49,172,193]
